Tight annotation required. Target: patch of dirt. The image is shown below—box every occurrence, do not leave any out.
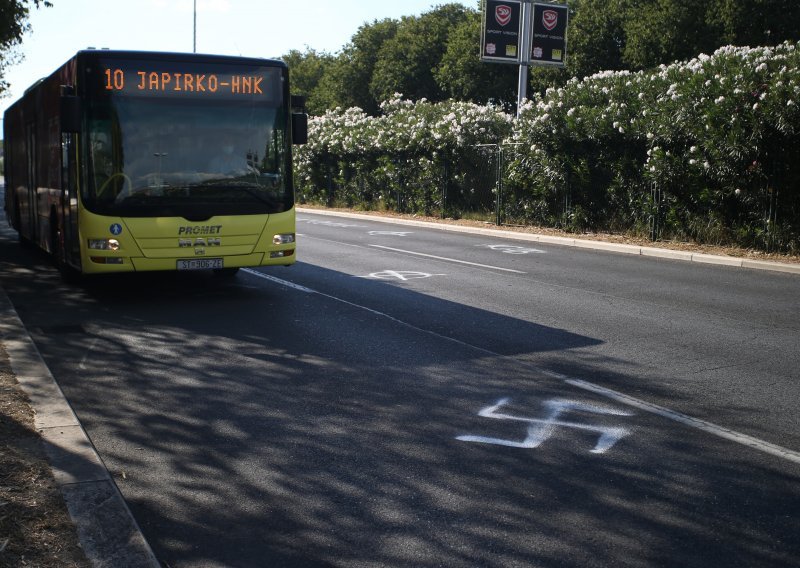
[0,344,90,568]
[300,205,800,265]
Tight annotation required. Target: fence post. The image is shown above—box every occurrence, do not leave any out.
[442,157,449,219]
[326,158,334,207]
[650,180,662,241]
[396,156,404,213]
[496,145,503,226]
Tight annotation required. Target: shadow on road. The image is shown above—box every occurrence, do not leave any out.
[1,230,798,568]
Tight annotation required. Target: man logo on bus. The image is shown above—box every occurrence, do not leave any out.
[542,9,559,31]
[110,223,123,236]
[495,5,512,27]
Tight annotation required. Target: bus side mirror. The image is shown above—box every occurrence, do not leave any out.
[292,112,308,145]
[60,95,81,133]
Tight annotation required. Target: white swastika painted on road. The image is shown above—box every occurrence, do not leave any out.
[457,398,634,454]
[298,218,365,228]
[478,244,545,254]
[361,270,445,281]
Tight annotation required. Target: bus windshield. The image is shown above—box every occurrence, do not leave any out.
[84,59,290,218]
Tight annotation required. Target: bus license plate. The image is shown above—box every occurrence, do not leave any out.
[177,258,223,270]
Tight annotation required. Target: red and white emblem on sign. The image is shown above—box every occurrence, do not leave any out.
[495,5,512,27]
[542,9,558,30]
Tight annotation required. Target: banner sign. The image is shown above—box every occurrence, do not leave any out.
[481,0,522,64]
[530,3,569,67]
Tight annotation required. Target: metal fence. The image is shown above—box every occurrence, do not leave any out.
[299,143,799,251]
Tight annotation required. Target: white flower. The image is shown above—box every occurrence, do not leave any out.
[690,146,697,153]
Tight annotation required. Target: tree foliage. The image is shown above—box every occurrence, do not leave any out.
[0,0,52,93]
[435,9,518,109]
[283,0,800,115]
[369,4,470,104]
[317,18,399,116]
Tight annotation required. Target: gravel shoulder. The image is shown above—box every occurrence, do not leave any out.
[0,344,89,568]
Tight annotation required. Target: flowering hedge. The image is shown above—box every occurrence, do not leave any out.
[295,42,800,252]
[294,96,513,215]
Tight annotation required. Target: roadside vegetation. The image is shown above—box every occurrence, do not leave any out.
[285,1,800,253]
[295,42,800,253]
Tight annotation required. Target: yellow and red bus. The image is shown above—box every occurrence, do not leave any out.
[4,50,306,277]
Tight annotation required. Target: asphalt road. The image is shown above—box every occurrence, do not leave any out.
[1,207,799,567]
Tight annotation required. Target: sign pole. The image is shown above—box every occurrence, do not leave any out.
[193,0,197,53]
[516,0,532,117]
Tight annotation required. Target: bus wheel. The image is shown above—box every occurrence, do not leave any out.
[49,213,61,262]
[15,200,30,247]
[50,214,81,283]
[213,267,240,278]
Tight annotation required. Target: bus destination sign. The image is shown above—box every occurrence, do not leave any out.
[93,59,281,101]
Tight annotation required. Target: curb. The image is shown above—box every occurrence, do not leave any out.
[297,207,800,275]
[0,286,160,568]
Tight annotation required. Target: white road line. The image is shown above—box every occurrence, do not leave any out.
[565,378,800,465]
[241,268,497,356]
[242,267,800,466]
[241,269,315,293]
[368,245,527,274]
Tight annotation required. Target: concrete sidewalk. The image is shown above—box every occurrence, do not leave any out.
[297,207,800,275]
[0,285,159,568]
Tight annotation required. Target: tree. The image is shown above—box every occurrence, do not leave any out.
[0,0,52,94]
[370,4,470,104]
[316,18,399,115]
[282,48,335,116]
[435,9,518,109]
[623,0,722,69]
[289,0,800,115]
[567,0,627,78]
[621,0,800,70]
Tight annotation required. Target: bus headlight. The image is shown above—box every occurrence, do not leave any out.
[88,238,121,251]
[273,233,295,245]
